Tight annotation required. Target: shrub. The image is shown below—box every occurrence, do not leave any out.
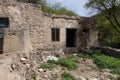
[41,4,77,16]
[61,72,76,80]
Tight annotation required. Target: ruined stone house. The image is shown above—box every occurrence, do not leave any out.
[0,1,98,54]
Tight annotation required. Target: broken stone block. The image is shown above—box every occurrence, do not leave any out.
[11,64,16,70]
[20,57,27,64]
[42,55,58,62]
[38,68,44,72]
[20,57,26,62]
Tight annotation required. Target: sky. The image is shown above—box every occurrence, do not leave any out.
[46,0,94,17]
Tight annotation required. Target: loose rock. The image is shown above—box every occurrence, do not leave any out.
[20,58,26,62]
[38,68,44,72]
[11,64,16,70]
[42,55,58,62]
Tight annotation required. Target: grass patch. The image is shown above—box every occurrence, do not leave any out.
[47,55,78,70]
[58,55,78,70]
[77,53,92,59]
[61,72,76,80]
[31,72,37,80]
[40,63,56,69]
[77,53,120,75]
[47,60,58,64]
[41,53,120,75]
[91,53,120,75]
[58,58,78,70]
[67,55,79,61]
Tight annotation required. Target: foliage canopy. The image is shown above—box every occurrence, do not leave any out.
[86,0,120,33]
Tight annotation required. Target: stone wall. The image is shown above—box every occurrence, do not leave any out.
[90,46,120,58]
[78,18,98,49]
[101,47,120,58]
[3,29,32,55]
[0,2,98,53]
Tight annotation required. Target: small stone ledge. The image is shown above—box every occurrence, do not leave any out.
[90,47,120,58]
[43,13,82,20]
[101,47,120,58]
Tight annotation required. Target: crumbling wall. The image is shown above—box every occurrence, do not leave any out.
[0,2,98,53]
[78,18,99,51]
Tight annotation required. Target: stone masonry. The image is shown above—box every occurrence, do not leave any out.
[0,1,98,53]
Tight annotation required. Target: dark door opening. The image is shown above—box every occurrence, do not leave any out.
[0,18,9,53]
[66,28,77,47]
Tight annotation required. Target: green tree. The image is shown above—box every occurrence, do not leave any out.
[50,2,61,10]
[86,0,120,33]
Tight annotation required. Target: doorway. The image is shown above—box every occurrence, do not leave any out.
[0,18,9,53]
[66,28,77,47]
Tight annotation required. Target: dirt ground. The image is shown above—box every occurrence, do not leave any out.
[0,52,117,80]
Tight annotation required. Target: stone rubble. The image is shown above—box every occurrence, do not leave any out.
[11,64,16,70]
[20,57,27,62]
[79,76,87,80]
[0,51,118,80]
[38,68,44,72]
[42,55,58,62]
